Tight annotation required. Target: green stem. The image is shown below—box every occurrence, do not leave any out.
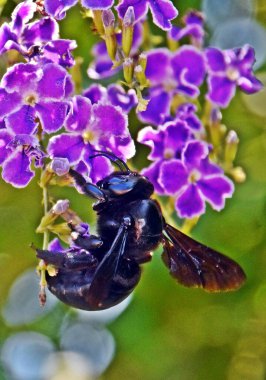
[39,183,50,306]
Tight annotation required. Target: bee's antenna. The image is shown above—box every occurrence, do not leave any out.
[89,150,131,173]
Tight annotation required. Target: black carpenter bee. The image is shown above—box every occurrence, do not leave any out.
[37,152,246,310]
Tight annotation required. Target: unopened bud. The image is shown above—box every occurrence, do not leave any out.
[102,9,117,61]
[52,199,70,215]
[134,65,148,87]
[225,130,239,165]
[123,57,134,84]
[229,166,246,183]
[138,53,147,71]
[51,157,70,176]
[122,6,135,57]
[92,10,104,35]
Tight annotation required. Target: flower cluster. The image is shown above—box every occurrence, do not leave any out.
[0,1,262,219]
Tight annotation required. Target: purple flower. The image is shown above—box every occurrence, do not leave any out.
[0,62,73,134]
[138,47,206,125]
[158,141,234,218]
[169,10,205,48]
[44,0,114,20]
[138,122,233,218]
[83,84,137,113]
[47,95,135,183]
[137,120,191,194]
[0,128,45,187]
[116,0,178,30]
[205,44,263,108]
[0,0,76,67]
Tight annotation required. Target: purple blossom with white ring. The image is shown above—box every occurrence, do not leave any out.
[0,128,45,187]
[137,120,192,194]
[205,44,263,108]
[0,62,73,135]
[138,47,206,125]
[47,95,135,183]
[44,0,114,20]
[0,0,77,67]
[158,141,234,218]
[116,0,178,30]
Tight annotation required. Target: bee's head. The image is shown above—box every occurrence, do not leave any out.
[91,151,154,200]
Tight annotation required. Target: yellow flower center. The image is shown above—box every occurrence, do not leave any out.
[164,148,175,159]
[25,94,38,105]
[226,67,239,81]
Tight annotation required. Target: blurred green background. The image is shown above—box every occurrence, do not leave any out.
[0,1,266,379]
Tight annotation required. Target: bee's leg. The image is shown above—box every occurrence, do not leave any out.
[69,169,107,202]
[36,248,98,270]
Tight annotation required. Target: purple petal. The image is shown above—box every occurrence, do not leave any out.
[48,238,64,252]
[149,0,178,30]
[42,39,77,67]
[37,63,71,100]
[138,90,171,125]
[182,141,209,169]
[35,101,68,133]
[5,105,37,135]
[146,49,172,85]
[163,120,191,157]
[81,0,114,9]
[87,58,118,80]
[44,0,78,20]
[205,48,227,72]
[116,0,149,22]
[158,159,188,195]
[65,96,92,132]
[197,176,234,211]
[237,73,263,94]
[11,0,36,34]
[141,161,166,195]
[172,47,206,96]
[47,134,84,164]
[83,84,107,104]
[198,157,222,176]
[0,129,13,165]
[0,88,22,118]
[23,17,59,45]
[107,85,137,113]
[0,23,17,54]
[2,63,41,94]
[207,75,236,108]
[91,103,128,136]
[81,150,112,183]
[137,126,164,160]
[176,184,205,218]
[2,149,34,188]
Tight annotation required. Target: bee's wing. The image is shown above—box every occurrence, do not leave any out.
[162,224,246,292]
[87,225,128,308]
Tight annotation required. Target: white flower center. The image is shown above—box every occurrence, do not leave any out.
[226,67,240,81]
[164,148,175,159]
[188,169,201,183]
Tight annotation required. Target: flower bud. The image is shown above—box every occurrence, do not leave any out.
[138,53,147,71]
[123,57,134,84]
[52,199,70,215]
[50,157,70,176]
[134,65,149,88]
[122,6,135,57]
[92,10,105,36]
[102,9,117,61]
[229,166,246,183]
[224,130,239,166]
